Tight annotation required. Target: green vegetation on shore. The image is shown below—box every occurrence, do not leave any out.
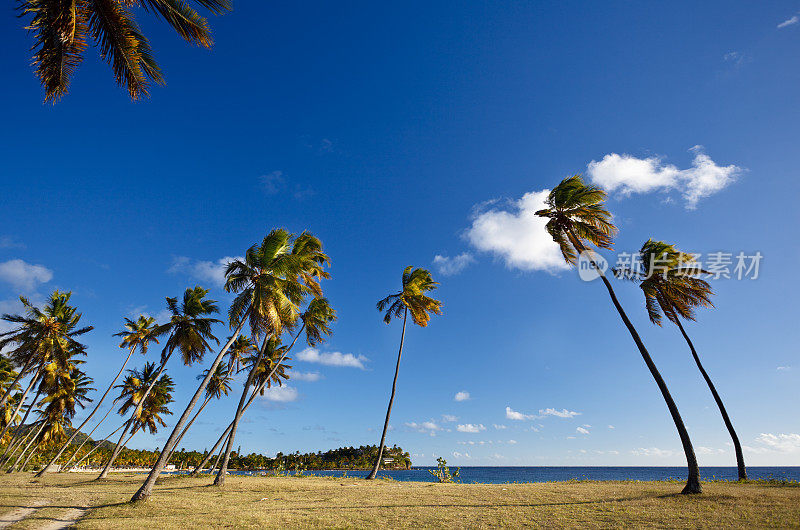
[1,474,798,528]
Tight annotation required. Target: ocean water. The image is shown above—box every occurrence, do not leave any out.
[294,466,800,484]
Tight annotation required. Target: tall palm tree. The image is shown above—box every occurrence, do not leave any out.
[632,239,747,480]
[188,298,335,477]
[213,232,330,488]
[98,288,218,479]
[536,175,702,494]
[366,266,442,480]
[37,315,160,476]
[18,0,232,102]
[165,364,233,462]
[132,229,328,500]
[0,292,92,446]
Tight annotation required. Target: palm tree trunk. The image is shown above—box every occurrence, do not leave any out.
[19,439,43,472]
[9,421,45,473]
[213,336,269,487]
[131,317,247,501]
[570,234,701,494]
[166,395,212,463]
[674,317,746,480]
[98,351,173,479]
[1,381,44,462]
[366,308,408,480]
[72,423,125,470]
[1,426,36,466]
[36,346,137,477]
[190,422,232,476]
[0,368,42,445]
[209,441,225,475]
[61,403,117,472]
[0,357,35,410]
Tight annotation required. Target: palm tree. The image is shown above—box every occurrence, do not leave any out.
[536,175,702,494]
[0,292,92,440]
[37,315,160,476]
[189,298,334,477]
[98,288,218,479]
[18,0,232,102]
[366,266,442,480]
[632,239,747,480]
[165,364,233,463]
[213,232,330,487]
[132,229,328,499]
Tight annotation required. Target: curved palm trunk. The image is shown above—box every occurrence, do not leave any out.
[1,426,36,466]
[366,308,407,480]
[36,346,137,477]
[9,421,45,473]
[19,439,43,472]
[191,422,232,476]
[61,404,117,472]
[674,318,746,480]
[572,237,701,494]
[166,395,212,463]
[98,352,173,479]
[1,382,45,463]
[131,318,247,501]
[71,423,125,470]
[0,357,35,410]
[213,324,305,487]
[0,369,43,446]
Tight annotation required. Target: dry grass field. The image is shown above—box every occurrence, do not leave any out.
[0,472,797,528]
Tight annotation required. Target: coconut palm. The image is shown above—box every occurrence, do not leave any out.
[37,315,160,476]
[366,266,442,480]
[188,298,335,477]
[0,292,92,440]
[536,175,702,494]
[632,239,747,480]
[18,0,232,102]
[98,288,218,479]
[165,364,233,462]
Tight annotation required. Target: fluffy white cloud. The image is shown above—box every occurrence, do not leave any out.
[539,408,581,419]
[631,447,674,457]
[493,424,507,430]
[506,406,581,421]
[454,391,470,402]
[405,420,441,435]
[506,406,536,421]
[296,348,369,369]
[696,446,726,455]
[586,147,741,209]
[755,433,800,452]
[576,427,590,435]
[457,423,486,433]
[433,253,475,276]
[777,366,792,371]
[441,414,458,423]
[168,256,241,287]
[465,191,567,273]
[259,385,298,402]
[293,371,322,382]
[778,15,798,28]
[0,259,53,291]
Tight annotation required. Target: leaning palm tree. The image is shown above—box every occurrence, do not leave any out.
[366,266,442,480]
[98,289,218,479]
[632,239,747,480]
[19,0,232,102]
[536,175,702,494]
[37,315,160,476]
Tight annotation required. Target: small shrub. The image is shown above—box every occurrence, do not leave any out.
[428,457,460,483]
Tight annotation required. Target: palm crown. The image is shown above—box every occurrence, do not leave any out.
[160,287,221,365]
[635,239,714,326]
[377,267,442,327]
[535,175,616,264]
[200,364,233,400]
[114,316,161,355]
[20,0,232,102]
[115,362,174,434]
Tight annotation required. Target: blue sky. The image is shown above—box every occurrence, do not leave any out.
[1,1,799,466]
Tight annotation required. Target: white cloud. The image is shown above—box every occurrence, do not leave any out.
[465,190,567,273]
[631,447,674,458]
[405,420,441,435]
[755,433,800,453]
[576,427,590,435]
[457,423,486,433]
[293,371,322,382]
[0,259,53,291]
[506,406,536,421]
[259,385,298,402]
[168,256,241,288]
[441,414,458,423]
[777,366,791,371]
[778,15,798,28]
[433,253,475,276]
[454,391,470,402]
[608,425,615,429]
[696,446,726,455]
[296,348,369,370]
[539,408,581,419]
[493,424,507,430]
[586,147,741,209]
[452,451,471,459]
[507,439,517,444]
